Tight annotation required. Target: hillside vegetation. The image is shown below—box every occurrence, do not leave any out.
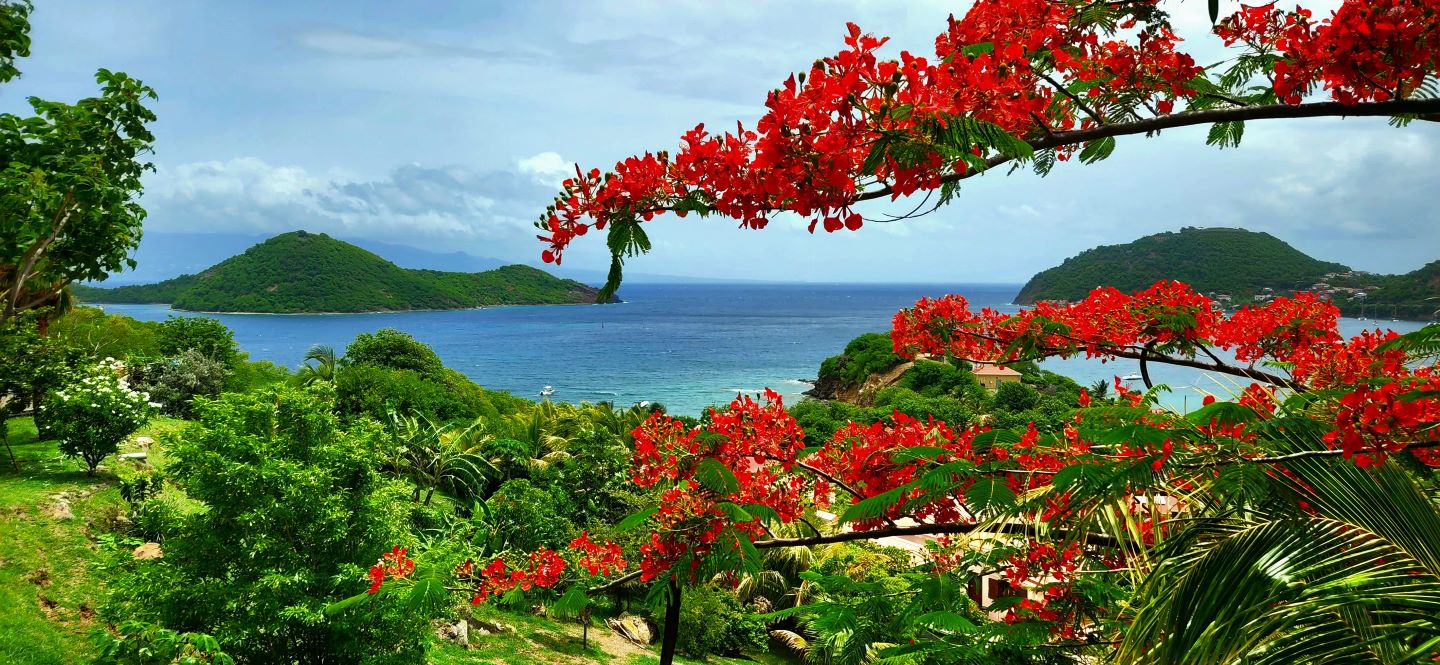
[1015,227,1348,304]
[73,231,601,313]
[1352,260,1440,319]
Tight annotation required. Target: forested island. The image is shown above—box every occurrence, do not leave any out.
[1017,227,1439,319]
[72,231,603,313]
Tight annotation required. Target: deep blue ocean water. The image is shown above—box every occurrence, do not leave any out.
[98,283,1428,416]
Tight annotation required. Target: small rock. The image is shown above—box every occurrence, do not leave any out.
[133,436,154,449]
[607,614,654,645]
[434,619,471,647]
[468,618,512,635]
[132,542,163,560]
[45,501,73,520]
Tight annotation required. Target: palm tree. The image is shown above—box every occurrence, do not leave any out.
[1117,422,1440,664]
[296,344,338,385]
[498,404,574,474]
[388,413,496,505]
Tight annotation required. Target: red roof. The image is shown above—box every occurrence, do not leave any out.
[971,362,1021,377]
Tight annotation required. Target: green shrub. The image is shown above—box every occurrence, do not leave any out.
[993,381,1041,413]
[98,621,233,665]
[489,478,575,552]
[812,542,914,584]
[788,399,869,447]
[344,328,444,376]
[873,387,973,429]
[335,331,509,424]
[335,364,499,423]
[538,427,639,526]
[131,349,230,418]
[0,311,67,459]
[48,306,162,359]
[670,583,767,657]
[817,333,904,389]
[226,355,290,392]
[102,385,427,664]
[478,437,534,484]
[899,359,980,397]
[156,316,237,366]
[46,359,153,474]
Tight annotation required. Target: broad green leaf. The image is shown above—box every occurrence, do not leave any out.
[616,506,659,531]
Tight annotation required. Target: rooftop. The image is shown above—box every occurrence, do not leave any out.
[972,362,1022,377]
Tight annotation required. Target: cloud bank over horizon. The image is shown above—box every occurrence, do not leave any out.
[6,0,1437,282]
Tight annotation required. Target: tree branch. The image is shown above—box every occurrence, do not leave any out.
[1040,71,1105,125]
[752,520,1122,550]
[854,98,1440,203]
[5,195,75,321]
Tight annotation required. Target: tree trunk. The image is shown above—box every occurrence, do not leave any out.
[659,579,681,665]
[3,432,17,471]
[581,606,590,650]
[423,487,435,506]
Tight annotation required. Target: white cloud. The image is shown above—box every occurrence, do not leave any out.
[294,30,427,58]
[517,151,572,187]
[144,158,556,253]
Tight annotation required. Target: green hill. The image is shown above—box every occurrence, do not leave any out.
[73,231,602,313]
[1351,260,1440,320]
[1015,227,1349,304]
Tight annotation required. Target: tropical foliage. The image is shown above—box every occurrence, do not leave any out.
[0,0,157,324]
[102,386,430,664]
[130,349,230,418]
[367,283,1440,665]
[45,358,152,474]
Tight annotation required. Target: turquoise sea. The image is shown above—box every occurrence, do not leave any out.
[98,283,1429,416]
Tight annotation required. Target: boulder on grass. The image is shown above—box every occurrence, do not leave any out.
[607,614,654,645]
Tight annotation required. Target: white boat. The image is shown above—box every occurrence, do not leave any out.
[1121,374,1143,382]
[539,385,554,398]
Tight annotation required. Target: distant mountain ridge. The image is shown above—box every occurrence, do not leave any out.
[1015,227,1350,304]
[73,231,602,313]
[98,231,752,287]
[1016,227,1439,320]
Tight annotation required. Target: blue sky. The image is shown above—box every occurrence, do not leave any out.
[6,0,1438,282]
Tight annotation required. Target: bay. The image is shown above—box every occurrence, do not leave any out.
[97,283,1429,417]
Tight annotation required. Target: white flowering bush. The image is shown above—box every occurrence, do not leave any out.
[46,358,154,475]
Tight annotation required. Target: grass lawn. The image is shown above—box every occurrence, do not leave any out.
[0,416,181,665]
[427,603,783,665]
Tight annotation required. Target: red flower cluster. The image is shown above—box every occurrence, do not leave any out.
[629,390,814,581]
[462,548,567,605]
[1218,0,1440,104]
[1001,541,1084,629]
[1326,368,1440,466]
[569,531,628,577]
[810,414,977,529]
[367,545,415,595]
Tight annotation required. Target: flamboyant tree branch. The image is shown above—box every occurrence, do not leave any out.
[853,98,1440,204]
[752,520,1122,550]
